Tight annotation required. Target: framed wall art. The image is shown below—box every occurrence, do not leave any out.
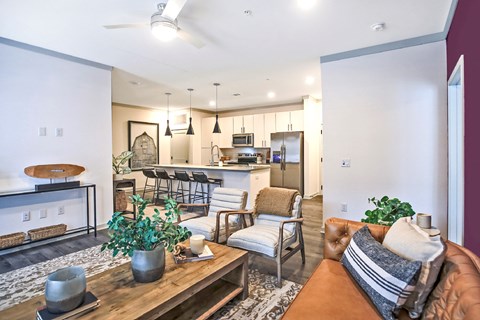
[128,121,159,171]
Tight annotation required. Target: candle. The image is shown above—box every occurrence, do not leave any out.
[190,235,205,255]
[417,213,432,229]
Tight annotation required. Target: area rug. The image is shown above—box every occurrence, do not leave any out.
[0,245,302,319]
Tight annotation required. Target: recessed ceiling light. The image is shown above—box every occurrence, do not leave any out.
[297,0,316,10]
[209,100,215,107]
[305,76,315,85]
[267,91,276,98]
[371,22,386,31]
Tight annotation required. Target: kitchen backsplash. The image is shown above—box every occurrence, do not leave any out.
[220,147,271,163]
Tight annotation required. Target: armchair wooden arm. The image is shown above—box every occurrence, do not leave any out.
[214,210,251,242]
[222,210,254,243]
[176,203,209,223]
[278,218,305,258]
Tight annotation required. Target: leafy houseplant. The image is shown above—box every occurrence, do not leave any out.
[361,196,416,226]
[112,151,134,179]
[101,195,191,282]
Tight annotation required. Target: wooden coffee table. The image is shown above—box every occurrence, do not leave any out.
[0,241,248,320]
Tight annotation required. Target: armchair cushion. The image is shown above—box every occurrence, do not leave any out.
[180,216,240,243]
[227,224,295,257]
[207,188,247,224]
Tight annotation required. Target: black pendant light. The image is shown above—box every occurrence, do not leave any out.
[186,88,195,135]
[164,92,172,137]
[212,83,221,133]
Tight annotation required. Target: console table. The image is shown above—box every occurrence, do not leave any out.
[0,183,97,249]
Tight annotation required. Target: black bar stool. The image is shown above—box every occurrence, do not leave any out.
[142,168,158,203]
[191,171,223,203]
[173,170,193,204]
[155,168,174,201]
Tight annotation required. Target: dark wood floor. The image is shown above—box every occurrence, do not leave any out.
[0,196,324,284]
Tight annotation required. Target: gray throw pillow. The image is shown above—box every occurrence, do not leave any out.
[341,226,422,320]
[382,217,446,318]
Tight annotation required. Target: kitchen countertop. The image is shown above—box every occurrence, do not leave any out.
[153,163,270,172]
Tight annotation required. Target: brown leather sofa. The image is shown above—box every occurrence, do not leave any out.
[283,218,480,320]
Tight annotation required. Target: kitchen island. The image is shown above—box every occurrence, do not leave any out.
[154,164,270,208]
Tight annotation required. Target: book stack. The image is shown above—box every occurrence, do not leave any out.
[173,244,214,264]
[36,291,100,320]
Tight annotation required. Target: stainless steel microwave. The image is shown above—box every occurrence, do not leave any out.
[232,133,254,147]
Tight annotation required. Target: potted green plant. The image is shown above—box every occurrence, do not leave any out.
[361,196,416,226]
[112,151,134,180]
[101,195,191,283]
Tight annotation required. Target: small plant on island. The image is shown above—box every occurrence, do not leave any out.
[101,195,191,257]
[361,196,416,226]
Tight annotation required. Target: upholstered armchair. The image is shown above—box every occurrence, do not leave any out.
[226,187,305,287]
[177,187,248,243]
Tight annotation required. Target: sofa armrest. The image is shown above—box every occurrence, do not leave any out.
[324,217,390,261]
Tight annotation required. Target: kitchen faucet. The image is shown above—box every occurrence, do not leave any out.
[210,144,220,165]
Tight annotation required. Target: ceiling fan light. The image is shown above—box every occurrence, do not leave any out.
[151,12,178,41]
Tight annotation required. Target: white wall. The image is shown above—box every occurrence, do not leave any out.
[322,41,448,235]
[303,96,322,197]
[112,104,210,189]
[0,41,112,235]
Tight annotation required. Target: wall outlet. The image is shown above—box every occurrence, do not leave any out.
[58,206,65,215]
[341,203,348,212]
[55,128,63,137]
[22,211,30,222]
[39,209,47,219]
[38,127,47,136]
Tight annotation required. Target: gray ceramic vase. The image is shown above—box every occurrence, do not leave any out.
[45,266,86,313]
[131,246,166,283]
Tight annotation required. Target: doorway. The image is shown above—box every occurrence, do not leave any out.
[171,130,190,164]
[447,55,465,245]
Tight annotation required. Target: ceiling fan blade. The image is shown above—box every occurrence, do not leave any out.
[178,28,205,48]
[161,0,188,21]
[103,23,148,29]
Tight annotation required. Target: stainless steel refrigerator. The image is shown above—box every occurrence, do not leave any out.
[270,131,304,196]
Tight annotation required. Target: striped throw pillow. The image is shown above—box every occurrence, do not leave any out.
[341,226,422,320]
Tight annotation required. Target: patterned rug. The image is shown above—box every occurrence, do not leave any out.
[0,245,302,319]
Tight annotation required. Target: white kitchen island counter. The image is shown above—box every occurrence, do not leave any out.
[153,164,270,209]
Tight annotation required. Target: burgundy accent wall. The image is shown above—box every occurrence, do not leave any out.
[447,1,480,255]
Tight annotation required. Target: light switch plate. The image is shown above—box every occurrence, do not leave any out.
[38,127,47,136]
[55,128,63,137]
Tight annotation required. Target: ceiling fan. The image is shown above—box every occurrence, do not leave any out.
[103,0,204,48]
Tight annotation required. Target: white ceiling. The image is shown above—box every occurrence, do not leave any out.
[0,0,452,112]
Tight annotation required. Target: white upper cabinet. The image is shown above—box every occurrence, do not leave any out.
[233,115,254,134]
[264,113,276,147]
[275,110,304,132]
[253,113,276,147]
[243,115,254,133]
[253,114,265,148]
[290,110,304,131]
[218,117,233,148]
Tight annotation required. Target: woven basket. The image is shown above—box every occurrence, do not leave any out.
[115,190,128,211]
[0,232,26,249]
[28,224,67,241]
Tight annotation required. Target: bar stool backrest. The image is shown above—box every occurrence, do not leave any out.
[142,168,157,179]
[175,170,191,182]
[192,171,209,183]
[155,169,171,180]
[207,188,248,224]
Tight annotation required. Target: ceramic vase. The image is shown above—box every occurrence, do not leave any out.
[131,246,166,283]
[45,266,86,313]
